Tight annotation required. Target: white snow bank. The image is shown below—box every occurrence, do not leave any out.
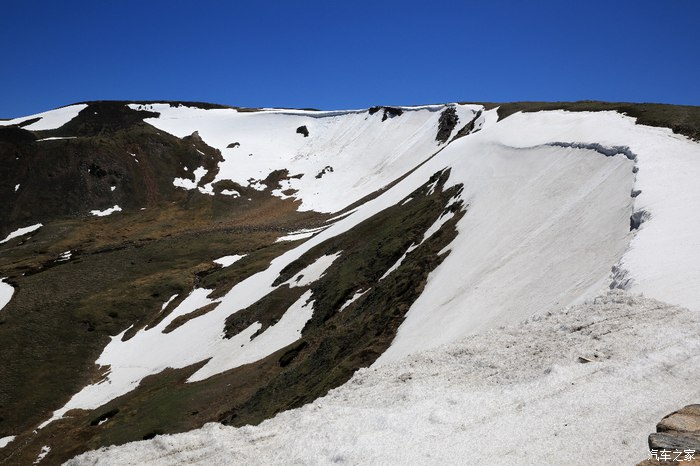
[0,279,14,312]
[90,205,122,217]
[213,255,245,267]
[0,436,15,449]
[0,104,87,131]
[0,223,42,244]
[67,292,700,466]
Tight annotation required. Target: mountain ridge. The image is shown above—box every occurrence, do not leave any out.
[1,100,699,464]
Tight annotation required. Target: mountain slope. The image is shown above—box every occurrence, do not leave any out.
[0,100,698,464]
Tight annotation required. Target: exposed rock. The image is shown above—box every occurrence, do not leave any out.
[630,210,651,231]
[227,142,240,148]
[368,106,404,121]
[638,404,700,465]
[436,106,458,143]
[296,125,309,137]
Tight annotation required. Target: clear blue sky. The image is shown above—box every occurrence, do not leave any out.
[2,0,699,117]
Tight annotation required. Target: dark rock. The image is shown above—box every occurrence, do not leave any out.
[436,107,459,143]
[649,432,700,451]
[296,125,309,137]
[227,142,240,148]
[630,210,651,231]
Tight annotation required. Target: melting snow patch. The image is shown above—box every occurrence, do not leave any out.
[34,445,50,464]
[174,166,207,190]
[275,227,326,243]
[14,184,20,192]
[36,136,77,142]
[56,251,72,262]
[90,205,122,217]
[339,289,368,312]
[220,188,240,197]
[285,252,341,287]
[0,223,42,244]
[0,436,15,449]
[213,255,245,267]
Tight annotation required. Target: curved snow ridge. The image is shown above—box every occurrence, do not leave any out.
[0,104,87,131]
[66,292,700,466]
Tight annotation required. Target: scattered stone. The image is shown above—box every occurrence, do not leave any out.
[638,404,700,465]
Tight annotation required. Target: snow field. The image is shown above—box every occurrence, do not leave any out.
[38,105,654,428]
[67,292,700,465]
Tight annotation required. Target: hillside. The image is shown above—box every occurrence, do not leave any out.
[0,100,699,464]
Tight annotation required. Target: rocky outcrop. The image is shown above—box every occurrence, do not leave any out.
[638,405,700,465]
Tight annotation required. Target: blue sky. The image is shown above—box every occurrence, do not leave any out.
[2,0,698,117]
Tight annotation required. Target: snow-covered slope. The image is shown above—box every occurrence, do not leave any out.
[67,292,700,466]
[2,101,699,464]
[129,103,479,212]
[39,104,645,426]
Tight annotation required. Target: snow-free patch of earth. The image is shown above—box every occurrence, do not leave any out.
[67,292,700,465]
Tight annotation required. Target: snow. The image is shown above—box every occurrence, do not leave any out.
[66,292,700,466]
[134,103,481,213]
[36,106,643,428]
[34,445,50,464]
[56,251,71,262]
[36,136,77,142]
[34,104,700,452]
[14,184,19,192]
[0,279,15,313]
[275,227,326,243]
[0,104,87,131]
[173,166,207,191]
[190,290,315,382]
[284,252,341,287]
[160,294,179,312]
[90,205,122,217]
[213,255,245,267]
[339,289,368,312]
[0,436,15,449]
[0,223,42,244]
